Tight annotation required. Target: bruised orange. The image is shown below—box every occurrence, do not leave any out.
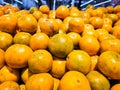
[58,71,91,90]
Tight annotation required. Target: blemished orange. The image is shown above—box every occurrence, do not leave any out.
[111,84,120,90]
[58,71,91,90]
[50,60,67,79]
[39,5,50,14]
[69,17,84,33]
[25,73,54,90]
[66,50,91,74]
[5,44,33,68]
[56,5,69,19]
[29,32,50,51]
[28,49,53,73]
[0,81,20,90]
[53,78,60,90]
[0,65,20,83]
[79,35,100,56]
[0,49,5,69]
[90,55,99,71]
[100,38,120,53]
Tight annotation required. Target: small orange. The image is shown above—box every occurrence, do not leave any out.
[0,49,5,69]
[114,5,120,13]
[53,78,60,90]
[102,23,112,33]
[69,7,80,17]
[66,50,91,74]
[103,17,113,25]
[29,32,50,51]
[69,17,84,33]
[50,59,67,79]
[111,84,120,90]
[48,10,56,19]
[112,25,120,39]
[29,7,38,14]
[79,35,100,56]
[39,5,50,14]
[20,84,25,90]
[91,8,104,17]
[58,71,91,90]
[107,14,118,23]
[56,5,69,19]
[114,19,120,26]
[0,81,20,90]
[0,65,20,83]
[28,49,53,73]
[106,6,114,13]
[25,73,54,90]
[33,11,43,20]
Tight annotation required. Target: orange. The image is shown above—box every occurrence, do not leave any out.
[25,73,54,90]
[82,24,95,36]
[0,65,20,83]
[86,70,110,90]
[58,71,91,90]
[90,55,99,71]
[89,17,103,29]
[103,17,113,25]
[20,84,25,90]
[111,84,120,90]
[28,49,53,73]
[48,10,56,19]
[5,44,33,68]
[13,32,32,46]
[68,17,84,33]
[91,8,104,17]
[53,78,60,90]
[29,32,50,51]
[38,18,59,36]
[114,5,120,13]
[0,81,20,90]
[66,50,91,74]
[102,23,112,33]
[98,51,120,79]
[33,11,43,20]
[0,31,13,50]
[106,6,114,13]
[107,14,118,23]
[50,59,67,79]
[79,35,100,56]
[0,49,5,69]
[114,19,120,26]
[18,14,38,34]
[67,32,81,48]
[48,33,73,58]
[39,5,50,14]
[0,14,18,34]
[100,38,120,53]
[56,5,69,19]
[29,7,38,14]
[21,67,33,84]
[112,25,120,39]
[69,7,80,17]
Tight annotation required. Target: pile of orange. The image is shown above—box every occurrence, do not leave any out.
[0,3,120,90]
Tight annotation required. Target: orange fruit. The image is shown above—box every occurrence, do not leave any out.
[48,33,73,58]
[39,5,50,14]
[91,8,104,17]
[29,32,49,51]
[0,81,20,90]
[82,24,95,36]
[58,71,91,90]
[103,17,113,25]
[90,55,99,71]
[0,14,17,34]
[67,32,81,48]
[5,44,33,68]
[89,17,103,29]
[18,14,37,34]
[48,10,56,19]
[0,31,13,50]
[69,7,80,17]
[69,17,84,33]
[66,50,91,74]
[107,14,118,23]
[102,23,112,33]
[13,32,32,46]
[33,11,43,20]
[86,70,110,90]
[79,35,100,56]
[29,7,38,14]
[106,6,114,13]
[20,84,25,90]
[100,38,120,53]
[38,18,59,36]
[112,25,120,39]
[0,49,5,69]
[50,59,67,79]
[21,67,33,84]
[56,5,69,19]
[0,65,20,83]
[53,78,60,90]
[114,5,120,13]
[114,19,120,26]
[111,84,120,90]
[98,51,120,79]
[25,73,54,90]
[28,49,53,73]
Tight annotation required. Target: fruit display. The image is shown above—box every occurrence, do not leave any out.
[1,3,120,90]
